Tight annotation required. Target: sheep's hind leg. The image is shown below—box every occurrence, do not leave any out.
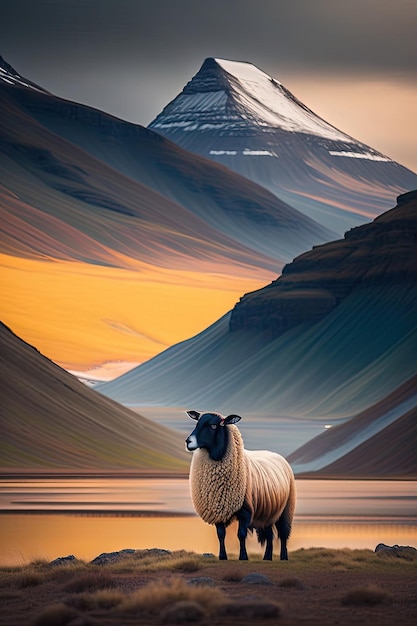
[236,504,252,560]
[276,509,292,561]
[216,522,227,560]
[262,525,274,561]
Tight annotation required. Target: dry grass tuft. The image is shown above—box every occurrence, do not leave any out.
[33,602,80,626]
[291,547,384,572]
[169,557,201,573]
[121,577,227,616]
[0,589,24,603]
[341,584,393,607]
[278,576,305,589]
[351,550,376,563]
[221,568,244,582]
[106,550,201,574]
[218,598,282,619]
[42,561,88,584]
[160,600,206,623]
[14,570,45,588]
[63,569,117,593]
[66,588,125,611]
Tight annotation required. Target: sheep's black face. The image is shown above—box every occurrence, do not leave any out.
[185,411,241,461]
[186,412,222,452]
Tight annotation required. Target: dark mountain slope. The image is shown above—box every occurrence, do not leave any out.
[230,189,417,335]
[313,407,417,478]
[0,322,189,471]
[0,56,334,268]
[98,191,417,428]
[0,84,280,273]
[288,373,417,477]
[97,283,417,420]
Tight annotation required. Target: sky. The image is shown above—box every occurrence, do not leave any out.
[1,0,416,172]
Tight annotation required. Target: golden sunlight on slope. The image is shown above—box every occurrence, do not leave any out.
[0,253,270,370]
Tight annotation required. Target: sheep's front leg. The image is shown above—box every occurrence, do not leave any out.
[236,505,252,560]
[216,522,227,560]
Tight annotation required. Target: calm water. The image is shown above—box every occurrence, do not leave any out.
[0,477,416,565]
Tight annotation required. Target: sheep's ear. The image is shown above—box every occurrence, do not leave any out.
[186,410,200,421]
[224,414,241,425]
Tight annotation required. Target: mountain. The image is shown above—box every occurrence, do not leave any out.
[0,55,334,369]
[229,189,417,335]
[97,191,417,433]
[0,55,49,93]
[288,374,417,478]
[149,58,417,234]
[0,322,189,471]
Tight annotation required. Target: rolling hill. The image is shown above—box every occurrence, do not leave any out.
[288,374,417,478]
[0,322,189,471]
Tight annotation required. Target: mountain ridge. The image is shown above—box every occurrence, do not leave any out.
[149,57,417,234]
[229,190,417,336]
[1,55,334,260]
[0,54,48,93]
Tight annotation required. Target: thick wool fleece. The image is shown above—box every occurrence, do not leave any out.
[189,425,248,525]
[189,424,296,529]
[245,449,296,528]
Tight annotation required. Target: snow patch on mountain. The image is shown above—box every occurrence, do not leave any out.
[216,58,355,141]
[329,150,391,162]
[0,56,46,92]
[210,149,277,156]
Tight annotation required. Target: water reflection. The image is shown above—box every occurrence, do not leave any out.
[0,478,416,565]
[0,478,193,514]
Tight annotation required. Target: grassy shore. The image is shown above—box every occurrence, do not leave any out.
[0,547,416,625]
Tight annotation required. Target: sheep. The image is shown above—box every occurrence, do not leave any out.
[185,410,296,561]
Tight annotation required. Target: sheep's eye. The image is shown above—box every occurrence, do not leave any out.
[210,424,217,430]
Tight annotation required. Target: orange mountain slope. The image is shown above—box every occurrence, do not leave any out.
[98,192,417,424]
[0,58,338,371]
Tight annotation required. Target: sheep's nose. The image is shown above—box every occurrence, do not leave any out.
[185,434,198,451]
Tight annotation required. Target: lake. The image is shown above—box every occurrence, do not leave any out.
[1,477,416,565]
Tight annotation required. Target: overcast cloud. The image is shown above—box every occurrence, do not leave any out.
[2,0,417,72]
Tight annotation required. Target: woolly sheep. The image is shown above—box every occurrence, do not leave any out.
[185,410,296,561]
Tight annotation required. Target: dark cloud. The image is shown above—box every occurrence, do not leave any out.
[1,0,416,125]
[2,0,416,68]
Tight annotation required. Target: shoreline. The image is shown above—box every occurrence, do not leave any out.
[0,469,189,479]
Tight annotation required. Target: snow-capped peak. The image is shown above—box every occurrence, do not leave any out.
[215,58,352,140]
[150,57,353,142]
